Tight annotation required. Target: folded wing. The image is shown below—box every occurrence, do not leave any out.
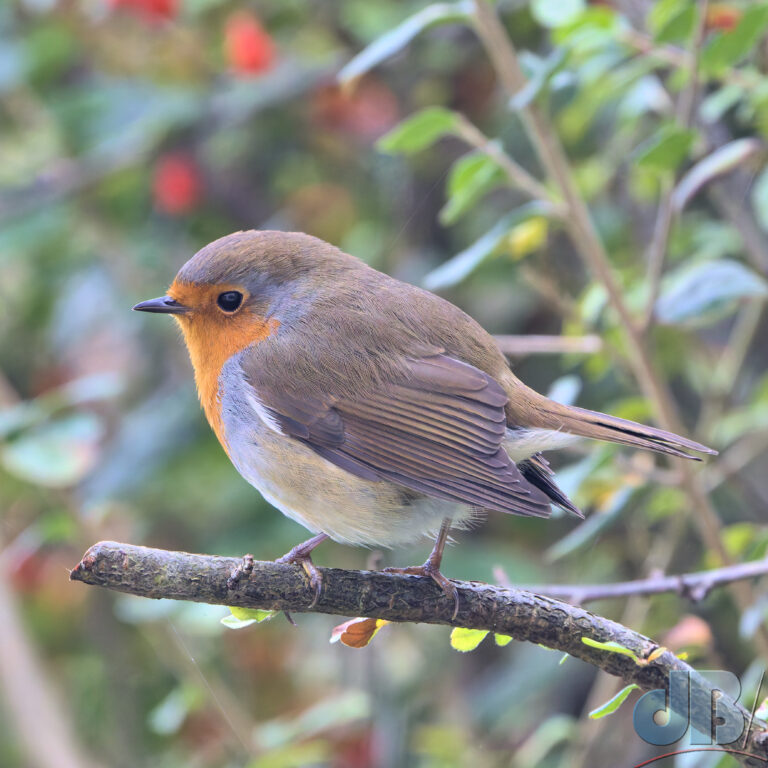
[245,353,551,517]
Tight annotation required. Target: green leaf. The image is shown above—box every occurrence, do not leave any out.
[673,138,763,211]
[338,2,471,84]
[424,202,555,290]
[450,627,489,652]
[377,107,459,156]
[656,259,768,326]
[702,4,768,74]
[439,151,504,225]
[581,637,640,661]
[1,413,104,488]
[589,684,639,719]
[221,606,276,629]
[494,633,513,647]
[530,0,585,29]
[647,0,685,33]
[655,3,696,44]
[700,84,745,125]
[634,125,696,173]
[509,48,566,111]
[751,166,768,232]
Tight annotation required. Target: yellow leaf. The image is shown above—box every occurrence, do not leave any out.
[450,627,489,652]
[504,217,548,259]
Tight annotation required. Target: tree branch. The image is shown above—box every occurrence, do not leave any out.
[453,115,563,210]
[509,558,768,605]
[70,541,768,766]
[641,0,708,331]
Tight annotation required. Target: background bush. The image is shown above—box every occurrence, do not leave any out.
[1,1,767,766]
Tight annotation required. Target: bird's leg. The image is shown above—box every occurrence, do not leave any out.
[384,518,460,619]
[275,533,329,608]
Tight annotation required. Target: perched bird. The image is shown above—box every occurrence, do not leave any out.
[134,230,715,614]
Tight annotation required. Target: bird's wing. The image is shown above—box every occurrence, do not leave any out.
[244,352,551,517]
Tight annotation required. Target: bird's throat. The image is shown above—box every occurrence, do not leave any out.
[174,314,280,451]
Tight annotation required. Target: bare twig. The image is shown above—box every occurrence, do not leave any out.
[512,558,768,605]
[617,28,758,91]
[642,0,709,331]
[69,541,768,767]
[454,115,563,209]
[492,334,603,356]
[0,561,105,768]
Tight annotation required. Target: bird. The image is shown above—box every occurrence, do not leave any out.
[134,230,715,616]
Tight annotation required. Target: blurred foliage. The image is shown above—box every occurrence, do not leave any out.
[1,0,768,767]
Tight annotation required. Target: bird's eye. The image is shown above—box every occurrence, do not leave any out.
[216,291,243,313]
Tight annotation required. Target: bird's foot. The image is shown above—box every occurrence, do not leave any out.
[276,544,323,609]
[227,553,254,590]
[384,561,460,620]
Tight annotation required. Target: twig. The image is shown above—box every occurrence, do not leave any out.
[492,334,603,356]
[454,115,563,209]
[514,558,768,605]
[642,0,709,332]
[617,28,758,91]
[70,541,768,766]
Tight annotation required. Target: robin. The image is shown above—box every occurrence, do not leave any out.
[134,230,715,615]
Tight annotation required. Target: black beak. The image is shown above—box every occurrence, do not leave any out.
[133,296,189,314]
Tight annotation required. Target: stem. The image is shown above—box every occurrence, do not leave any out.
[517,558,768,605]
[454,115,562,208]
[642,0,709,331]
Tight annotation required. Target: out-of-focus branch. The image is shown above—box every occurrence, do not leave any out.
[454,115,564,209]
[492,334,602,356]
[509,558,768,605]
[617,28,758,91]
[0,557,105,768]
[641,0,709,331]
[70,541,768,767]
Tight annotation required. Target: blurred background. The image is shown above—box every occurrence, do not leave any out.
[1,0,768,766]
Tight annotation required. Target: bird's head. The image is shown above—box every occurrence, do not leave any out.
[133,229,363,393]
[134,229,351,327]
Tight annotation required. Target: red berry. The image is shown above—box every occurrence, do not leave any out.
[225,12,276,75]
[152,153,202,215]
[706,4,742,31]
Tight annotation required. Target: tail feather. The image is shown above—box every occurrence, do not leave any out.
[518,454,583,518]
[507,385,717,460]
[554,404,716,460]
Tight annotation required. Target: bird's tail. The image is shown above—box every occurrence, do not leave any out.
[505,383,717,460]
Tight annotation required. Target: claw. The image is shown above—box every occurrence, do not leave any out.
[275,533,328,609]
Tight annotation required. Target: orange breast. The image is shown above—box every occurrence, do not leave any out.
[168,282,279,453]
